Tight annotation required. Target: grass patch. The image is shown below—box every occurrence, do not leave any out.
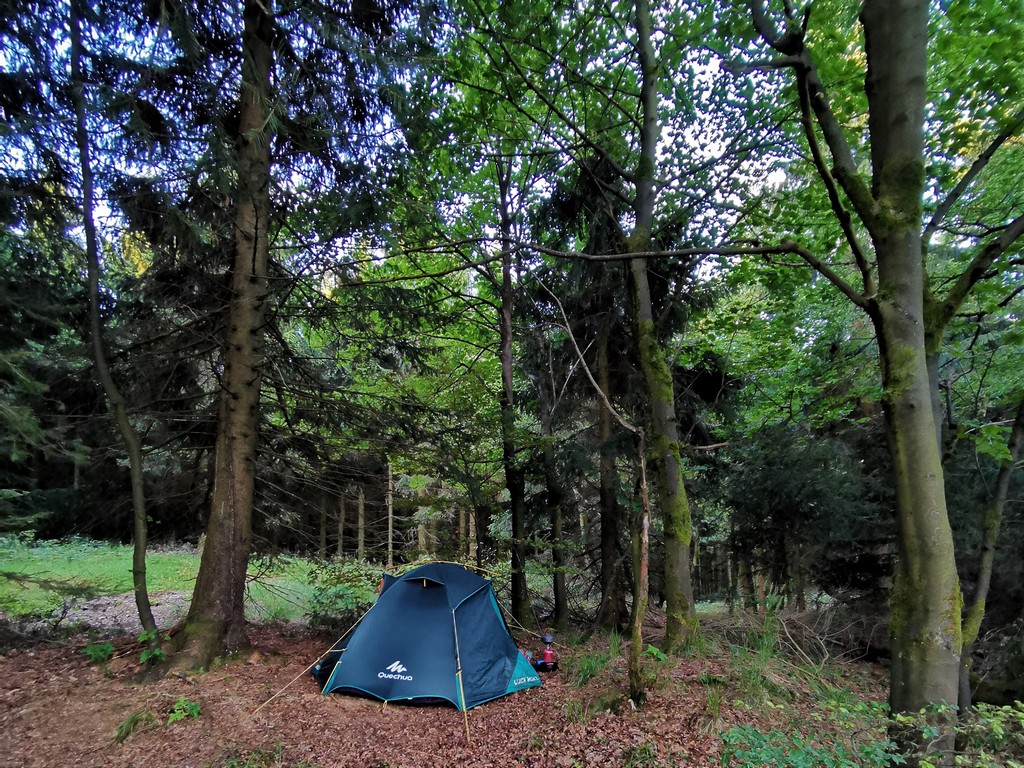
[0,536,196,618]
[0,536,313,624]
[113,709,159,744]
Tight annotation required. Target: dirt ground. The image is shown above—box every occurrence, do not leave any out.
[0,619,747,768]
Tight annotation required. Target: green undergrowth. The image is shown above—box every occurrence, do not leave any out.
[245,555,315,624]
[713,611,1024,767]
[305,558,383,632]
[210,743,319,768]
[114,696,201,746]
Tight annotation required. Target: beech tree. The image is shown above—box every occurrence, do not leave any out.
[737,0,1024,758]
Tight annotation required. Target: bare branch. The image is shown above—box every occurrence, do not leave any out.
[750,3,878,232]
[723,55,803,73]
[531,274,639,437]
[999,283,1024,309]
[795,74,874,295]
[925,106,1024,244]
[521,239,796,262]
[779,238,869,309]
[933,212,1024,328]
[798,63,878,232]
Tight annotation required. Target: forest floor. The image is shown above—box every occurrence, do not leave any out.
[0,605,890,768]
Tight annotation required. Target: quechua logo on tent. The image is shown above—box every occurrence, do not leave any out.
[379,660,413,681]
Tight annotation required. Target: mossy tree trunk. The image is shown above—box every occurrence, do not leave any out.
[628,0,696,652]
[746,1,1024,759]
[170,0,273,670]
[859,7,962,749]
[628,439,651,706]
[870,275,960,736]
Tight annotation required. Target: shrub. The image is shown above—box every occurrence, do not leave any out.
[82,640,115,663]
[720,725,901,767]
[305,558,382,632]
[167,696,200,724]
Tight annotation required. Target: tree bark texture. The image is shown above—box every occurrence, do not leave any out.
[628,0,696,651]
[595,315,627,630]
[534,329,568,627]
[173,0,273,669]
[357,485,366,558]
[859,2,961,759]
[69,2,158,640]
[387,459,394,568]
[496,160,530,627]
[862,0,961,698]
[628,442,651,706]
[337,495,345,557]
[319,491,329,560]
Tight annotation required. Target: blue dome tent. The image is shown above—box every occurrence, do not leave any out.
[311,562,541,712]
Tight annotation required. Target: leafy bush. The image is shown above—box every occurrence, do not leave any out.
[82,640,115,663]
[723,700,1024,768]
[720,725,901,767]
[955,702,1024,767]
[305,558,382,632]
[167,696,200,724]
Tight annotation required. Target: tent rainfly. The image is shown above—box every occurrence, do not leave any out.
[311,562,541,711]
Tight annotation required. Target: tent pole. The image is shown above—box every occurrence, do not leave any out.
[452,610,471,743]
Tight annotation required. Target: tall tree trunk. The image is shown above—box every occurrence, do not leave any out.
[357,485,366,559]
[959,399,1024,711]
[417,484,428,555]
[171,0,273,669]
[495,159,530,626]
[319,491,328,560]
[336,495,345,557]
[595,313,627,630]
[628,438,651,705]
[459,506,467,557]
[750,5,1024,752]
[386,459,394,568]
[859,4,960,758]
[628,0,697,652]
[69,1,157,641]
[468,506,478,565]
[737,547,757,614]
[534,326,568,628]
